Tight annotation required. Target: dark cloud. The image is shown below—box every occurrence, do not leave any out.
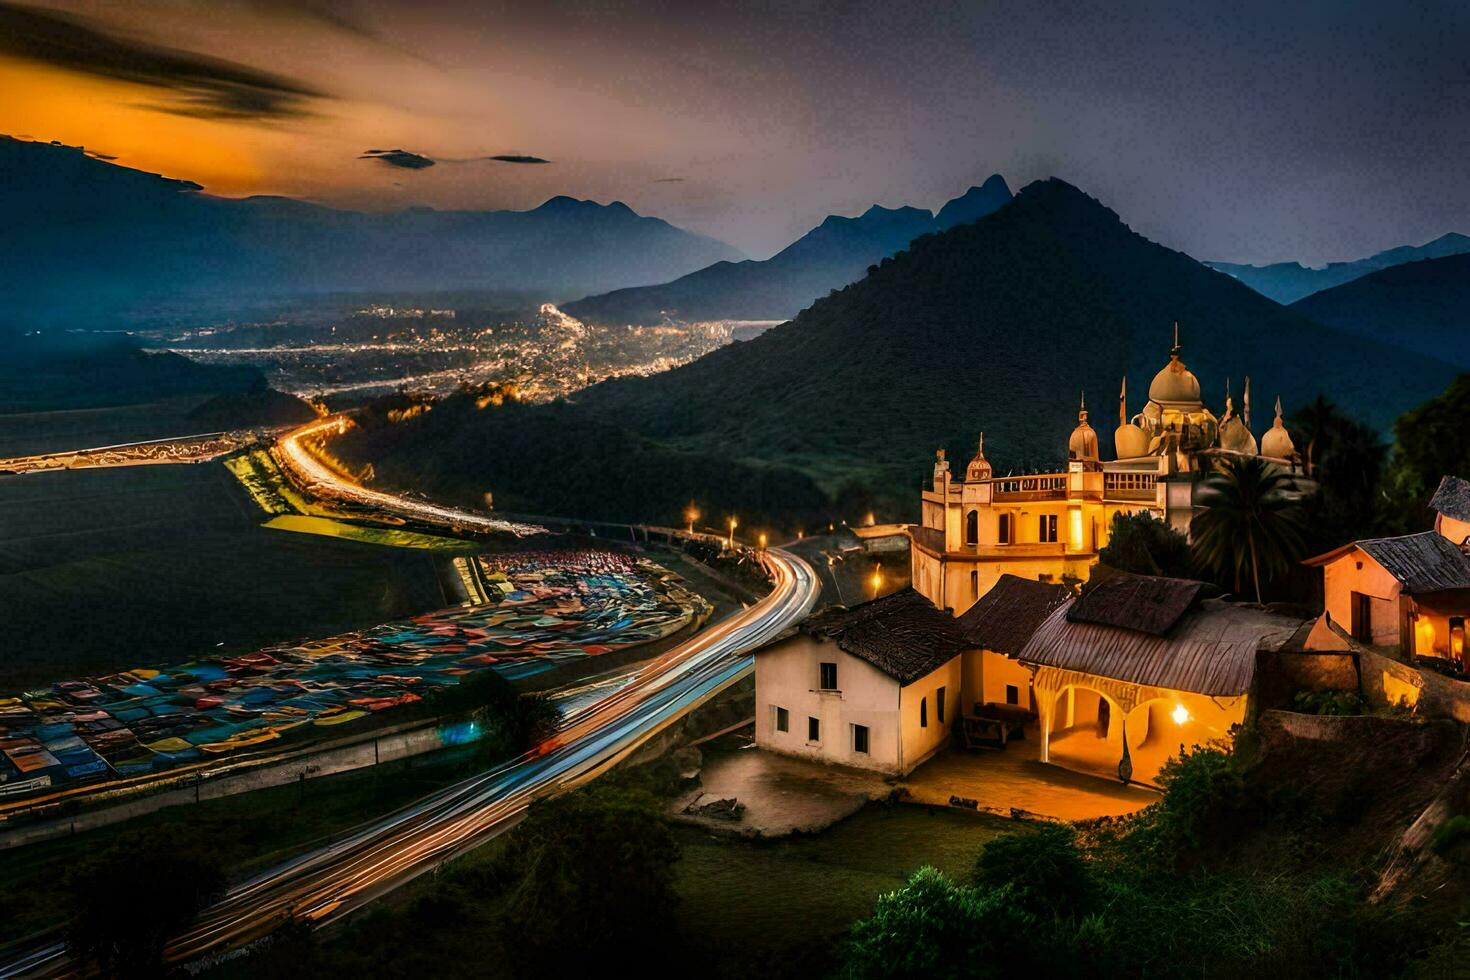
[0,2,324,120]
[360,148,436,169]
[486,154,550,164]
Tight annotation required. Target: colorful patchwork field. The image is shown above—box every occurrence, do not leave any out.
[0,550,704,801]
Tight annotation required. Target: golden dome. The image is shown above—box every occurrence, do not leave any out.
[965,433,992,481]
[1148,323,1203,405]
[1261,397,1296,458]
[1069,404,1099,462]
[1114,423,1150,459]
[1219,417,1258,455]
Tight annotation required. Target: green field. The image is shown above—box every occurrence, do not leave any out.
[247,803,1013,979]
[0,747,480,947]
[0,463,446,692]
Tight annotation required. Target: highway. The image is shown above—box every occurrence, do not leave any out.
[1,420,819,978]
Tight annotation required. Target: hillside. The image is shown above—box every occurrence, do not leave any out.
[339,179,1459,525]
[0,136,740,327]
[1289,253,1470,368]
[563,176,1012,325]
[1208,232,1470,304]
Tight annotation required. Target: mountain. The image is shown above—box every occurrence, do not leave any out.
[561,176,1013,325]
[1207,232,1470,304]
[1289,253,1470,368]
[338,178,1458,526]
[0,136,741,327]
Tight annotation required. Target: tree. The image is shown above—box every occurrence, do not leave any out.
[1379,374,1470,534]
[1097,511,1191,578]
[1190,456,1308,604]
[65,835,226,979]
[971,823,1094,921]
[431,669,560,760]
[1290,396,1389,546]
[494,784,682,975]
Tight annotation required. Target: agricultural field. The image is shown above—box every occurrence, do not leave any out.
[0,463,446,692]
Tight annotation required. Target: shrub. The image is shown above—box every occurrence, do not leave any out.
[1291,689,1367,716]
[971,822,1094,920]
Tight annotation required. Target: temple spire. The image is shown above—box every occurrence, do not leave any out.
[1119,376,1128,426]
[1172,320,1180,355]
[1243,376,1252,430]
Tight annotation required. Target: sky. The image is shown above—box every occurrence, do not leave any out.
[2,0,1468,263]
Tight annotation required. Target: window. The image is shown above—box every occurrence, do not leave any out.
[997,513,1011,544]
[919,697,928,728]
[970,570,979,598]
[1005,684,1020,705]
[774,706,789,732]
[819,662,838,690]
[965,510,979,545]
[808,716,821,743]
[937,686,946,724]
[852,724,870,754]
[1039,514,1058,543]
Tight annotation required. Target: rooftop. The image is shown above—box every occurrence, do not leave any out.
[955,574,1071,655]
[1356,532,1470,594]
[1430,475,1470,524]
[1021,594,1308,697]
[798,588,968,686]
[1066,569,1211,635]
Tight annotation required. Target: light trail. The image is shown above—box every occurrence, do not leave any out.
[0,425,819,979]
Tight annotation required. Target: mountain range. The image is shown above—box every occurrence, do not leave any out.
[0,136,740,328]
[1289,253,1470,368]
[1207,232,1470,304]
[562,175,1014,325]
[337,178,1459,525]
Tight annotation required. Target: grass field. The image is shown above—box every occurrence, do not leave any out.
[237,802,1013,979]
[0,398,212,458]
[0,747,480,948]
[0,463,446,692]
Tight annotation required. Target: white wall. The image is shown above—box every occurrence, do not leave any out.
[755,635,902,773]
[897,658,962,774]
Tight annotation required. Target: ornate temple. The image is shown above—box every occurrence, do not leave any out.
[910,326,1303,613]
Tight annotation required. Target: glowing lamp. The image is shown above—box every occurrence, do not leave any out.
[1451,618,1466,661]
[1414,617,1437,655]
[1171,703,1190,726]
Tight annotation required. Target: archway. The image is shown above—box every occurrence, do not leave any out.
[1121,696,1243,785]
[1044,685,1125,780]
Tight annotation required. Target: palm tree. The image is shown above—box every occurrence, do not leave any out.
[1190,456,1308,604]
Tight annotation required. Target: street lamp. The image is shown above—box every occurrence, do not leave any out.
[727,515,739,549]
[758,532,767,551]
[684,503,700,534]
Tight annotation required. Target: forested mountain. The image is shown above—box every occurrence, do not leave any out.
[0,136,740,327]
[1207,232,1470,304]
[1289,253,1470,368]
[339,179,1458,524]
[562,176,1013,325]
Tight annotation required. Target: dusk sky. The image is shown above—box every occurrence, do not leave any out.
[3,0,1467,263]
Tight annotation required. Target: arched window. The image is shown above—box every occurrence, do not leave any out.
[997,513,1011,545]
[965,510,979,545]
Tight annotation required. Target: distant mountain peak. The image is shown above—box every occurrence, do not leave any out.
[934,173,1014,230]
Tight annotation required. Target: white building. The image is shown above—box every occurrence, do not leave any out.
[754,589,966,776]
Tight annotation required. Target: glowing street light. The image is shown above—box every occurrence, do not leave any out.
[758,532,768,551]
[727,515,739,549]
[684,503,700,534]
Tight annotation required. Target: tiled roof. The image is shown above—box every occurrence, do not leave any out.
[1065,570,1208,636]
[798,588,967,686]
[1021,598,1308,696]
[1357,531,1470,595]
[1430,475,1470,523]
[955,575,1071,655]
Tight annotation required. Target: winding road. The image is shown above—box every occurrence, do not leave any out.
[0,419,819,978]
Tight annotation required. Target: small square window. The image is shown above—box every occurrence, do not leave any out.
[1005,684,1020,705]
[808,716,821,742]
[819,662,838,690]
[852,724,869,754]
[774,706,789,732]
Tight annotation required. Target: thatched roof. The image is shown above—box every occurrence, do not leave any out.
[797,588,966,686]
[1021,597,1308,696]
[1065,571,1209,635]
[1430,475,1470,524]
[955,574,1070,655]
